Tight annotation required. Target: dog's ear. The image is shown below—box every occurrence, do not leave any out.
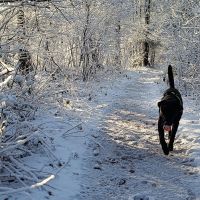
[157,100,165,107]
[157,101,162,107]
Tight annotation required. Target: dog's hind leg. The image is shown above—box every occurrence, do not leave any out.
[168,122,179,151]
[158,117,169,155]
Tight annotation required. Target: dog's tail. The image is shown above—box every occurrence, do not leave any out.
[168,65,174,88]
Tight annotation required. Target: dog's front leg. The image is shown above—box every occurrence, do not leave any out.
[158,117,169,155]
[168,122,179,151]
[168,130,172,139]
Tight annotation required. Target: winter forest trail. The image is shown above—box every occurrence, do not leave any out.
[75,69,200,200]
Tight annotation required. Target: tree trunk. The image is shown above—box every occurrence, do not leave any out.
[143,0,150,67]
[80,2,90,81]
[17,8,32,75]
[115,20,121,68]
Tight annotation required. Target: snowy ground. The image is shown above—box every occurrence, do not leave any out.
[3,68,200,200]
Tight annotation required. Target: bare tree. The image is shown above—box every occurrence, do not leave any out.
[143,0,151,66]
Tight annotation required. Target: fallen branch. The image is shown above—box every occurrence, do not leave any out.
[0,175,55,196]
[0,60,14,71]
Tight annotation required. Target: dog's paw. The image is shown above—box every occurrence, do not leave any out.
[162,144,169,155]
[168,144,173,151]
[163,148,169,155]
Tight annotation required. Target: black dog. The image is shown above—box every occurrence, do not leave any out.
[157,65,183,155]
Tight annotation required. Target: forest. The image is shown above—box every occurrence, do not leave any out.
[0,0,200,199]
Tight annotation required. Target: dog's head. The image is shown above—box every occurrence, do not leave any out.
[158,99,181,127]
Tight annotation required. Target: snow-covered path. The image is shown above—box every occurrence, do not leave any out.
[74,69,200,200]
[8,68,200,200]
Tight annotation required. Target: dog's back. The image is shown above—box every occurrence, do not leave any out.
[159,66,183,109]
[162,65,183,109]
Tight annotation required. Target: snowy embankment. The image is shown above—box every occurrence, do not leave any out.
[3,68,200,200]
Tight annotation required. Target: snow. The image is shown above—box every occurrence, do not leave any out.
[2,67,200,200]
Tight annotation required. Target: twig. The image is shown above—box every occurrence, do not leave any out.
[0,175,55,195]
[87,135,105,150]
[62,123,83,137]
[9,156,39,182]
[3,165,28,187]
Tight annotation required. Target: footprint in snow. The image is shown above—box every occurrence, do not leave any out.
[133,194,151,200]
[187,189,196,200]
